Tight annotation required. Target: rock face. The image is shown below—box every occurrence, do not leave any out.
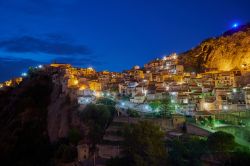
[47,80,83,142]
[0,75,53,165]
[0,72,84,164]
[47,84,70,142]
[179,24,250,72]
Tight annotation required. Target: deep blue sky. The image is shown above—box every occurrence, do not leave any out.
[0,0,250,81]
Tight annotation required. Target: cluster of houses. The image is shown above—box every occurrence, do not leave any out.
[118,53,250,114]
[38,55,250,115]
[0,77,22,89]
[1,53,250,115]
[38,53,250,116]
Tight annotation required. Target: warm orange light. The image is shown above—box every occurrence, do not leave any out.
[16,77,23,84]
[79,85,86,90]
[5,80,12,86]
[95,91,101,97]
[74,80,79,85]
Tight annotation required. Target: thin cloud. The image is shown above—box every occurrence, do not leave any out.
[0,35,90,56]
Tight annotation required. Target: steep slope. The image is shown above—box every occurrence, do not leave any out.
[0,72,83,165]
[0,74,53,165]
[178,24,250,72]
[0,68,116,165]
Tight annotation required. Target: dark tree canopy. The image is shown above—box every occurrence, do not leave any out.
[122,121,167,166]
[207,131,236,152]
[80,104,115,146]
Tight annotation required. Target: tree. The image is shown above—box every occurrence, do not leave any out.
[80,104,114,146]
[122,121,167,166]
[96,97,116,106]
[68,128,81,145]
[127,109,140,117]
[167,137,206,166]
[149,100,161,111]
[226,150,250,165]
[55,144,76,163]
[148,97,175,118]
[207,131,236,152]
[160,97,175,117]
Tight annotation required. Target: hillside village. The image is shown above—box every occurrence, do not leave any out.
[1,51,250,164]
[2,53,249,114]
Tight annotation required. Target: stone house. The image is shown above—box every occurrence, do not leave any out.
[77,144,90,161]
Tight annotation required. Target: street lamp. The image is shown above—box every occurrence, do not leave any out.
[232,88,237,93]
[21,72,27,77]
[121,102,125,106]
[223,105,228,111]
[145,105,149,110]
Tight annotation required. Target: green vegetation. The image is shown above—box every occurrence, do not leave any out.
[149,97,176,117]
[109,121,167,166]
[127,109,140,117]
[96,97,116,106]
[167,137,206,165]
[80,104,115,147]
[107,123,250,166]
[68,128,81,145]
[207,131,236,152]
[55,144,77,163]
[196,116,215,128]
[53,133,79,163]
[167,131,250,165]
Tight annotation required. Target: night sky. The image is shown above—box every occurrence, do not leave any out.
[0,0,250,81]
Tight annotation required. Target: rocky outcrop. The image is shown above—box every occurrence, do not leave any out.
[47,83,83,142]
[179,24,250,72]
[0,75,53,165]
[47,84,70,142]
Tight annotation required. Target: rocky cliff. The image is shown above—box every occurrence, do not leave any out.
[0,65,118,165]
[178,23,250,72]
[0,71,83,165]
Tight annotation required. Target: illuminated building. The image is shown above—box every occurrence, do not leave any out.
[67,78,79,87]
[89,81,102,91]
[130,92,145,104]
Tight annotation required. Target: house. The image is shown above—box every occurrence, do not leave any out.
[130,92,145,104]
[89,80,102,91]
[214,70,241,88]
[78,95,95,104]
[244,85,250,109]
[144,58,164,71]
[144,71,153,81]
[199,97,216,112]
[77,144,89,161]
[172,114,186,129]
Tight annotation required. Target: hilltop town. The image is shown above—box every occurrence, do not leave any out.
[2,52,250,114]
[1,25,250,165]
